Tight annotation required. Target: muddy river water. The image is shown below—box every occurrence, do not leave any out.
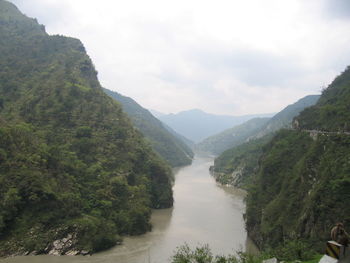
[1,154,257,263]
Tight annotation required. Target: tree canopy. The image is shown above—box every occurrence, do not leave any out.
[0,0,173,256]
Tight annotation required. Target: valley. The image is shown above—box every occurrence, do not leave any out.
[1,155,255,263]
[0,1,349,263]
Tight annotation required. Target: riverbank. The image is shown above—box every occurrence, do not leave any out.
[1,155,251,263]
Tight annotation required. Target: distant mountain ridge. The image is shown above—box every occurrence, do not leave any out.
[158,109,274,143]
[149,109,166,118]
[103,88,194,167]
[197,95,320,155]
[254,95,320,138]
[196,117,270,155]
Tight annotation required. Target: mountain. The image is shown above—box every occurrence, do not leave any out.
[199,95,319,155]
[149,109,166,118]
[103,88,194,167]
[295,70,350,132]
[211,95,320,188]
[158,109,274,143]
[162,122,195,148]
[243,67,350,254]
[0,0,172,256]
[212,134,273,188]
[254,95,320,138]
[196,118,270,155]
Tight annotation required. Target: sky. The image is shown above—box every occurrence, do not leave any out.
[9,0,350,115]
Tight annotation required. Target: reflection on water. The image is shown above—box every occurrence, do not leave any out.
[1,155,257,263]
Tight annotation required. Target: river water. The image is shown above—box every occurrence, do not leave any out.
[1,154,255,263]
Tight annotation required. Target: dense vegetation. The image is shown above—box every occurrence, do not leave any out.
[255,95,320,138]
[212,134,273,188]
[197,118,270,155]
[203,95,319,157]
[212,70,349,260]
[0,0,173,256]
[212,95,319,188]
[171,243,322,263]
[295,68,350,132]
[103,88,193,167]
[245,68,350,254]
[171,244,266,263]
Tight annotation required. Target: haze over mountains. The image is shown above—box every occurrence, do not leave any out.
[196,118,270,155]
[206,94,321,190]
[1,0,349,262]
[157,109,274,143]
[197,95,320,155]
[212,67,350,255]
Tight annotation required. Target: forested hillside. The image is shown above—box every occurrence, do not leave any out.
[103,88,193,167]
[245,67,350,252]
[255,95,320,138]
[295,69,350,132]
[212,134,273,188]
[158,109,273,143]
[212,95,320,188]
[202,95,319,156]
[196,118,270,155]
[0,0,173,256]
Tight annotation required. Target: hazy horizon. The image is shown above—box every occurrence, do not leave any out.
[150,107,276,117]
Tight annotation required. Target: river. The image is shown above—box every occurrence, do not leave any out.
[1,154,255,263]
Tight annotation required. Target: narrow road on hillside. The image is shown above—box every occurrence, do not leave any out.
[302,129,350,136]
[290,128,350,136]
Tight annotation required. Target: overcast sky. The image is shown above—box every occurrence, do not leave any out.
[9,0,350,115]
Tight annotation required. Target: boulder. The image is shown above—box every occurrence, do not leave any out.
[47,233,78,255]
[263,258,278,263]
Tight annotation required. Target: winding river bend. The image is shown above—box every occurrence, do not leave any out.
[2,154,255,263]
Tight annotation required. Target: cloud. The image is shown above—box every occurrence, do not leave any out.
[190,46,305,86]
[7,0,350,115]
[323,0,350,20]
[10,0,73,26]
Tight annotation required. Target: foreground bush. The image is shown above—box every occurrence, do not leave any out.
[171,244,266,263]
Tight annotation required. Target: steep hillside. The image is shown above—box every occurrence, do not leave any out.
[161,122,195,149]
[149,109,166,118]
[295,68,350,132]
[245,68,350,252]
[0,0,173,256]
[158,109,274,142]
[196,118,270,155]
[212,134,273,188]
[212,95,320,187]
[255,95,320,138]
[103,89,194,167]
[202,95,319,156]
